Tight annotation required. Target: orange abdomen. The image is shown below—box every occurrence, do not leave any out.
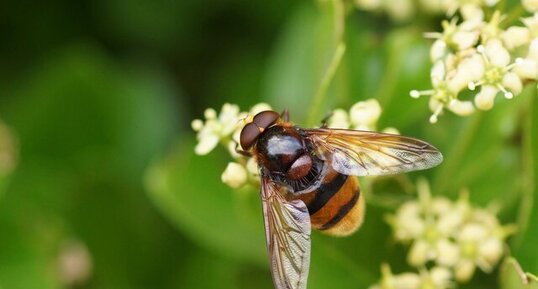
[297,167,365,236]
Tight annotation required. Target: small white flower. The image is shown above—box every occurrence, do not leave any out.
[408,240,430,266]
[502,72,523,95]
[221,162,248,189]
[447,53,484,93]
[425,19,480,54]
[388,179,514,282]
[355,0,382,10]
[468,39,521,109]
[514,38,538,80]
[460,3,485,21]
[436,239,460,266]
[194,126,221,155]
[382,127,400,135]
[522,14,538,37]
[530,37,538,59]
[249,102,273,115]
[349,99,382,129]
[192,103,243,155]
[385,0,415,21]
[479,237,503,265]
[191,119,203,131]
[455,259,476,283]
[192,103,273,157]
[474,85,499,110]
[500,26,531,50]
[436,209,464,235]
[428,267,453,288]
[431,39,449,61]
[523,0,538,12]
[386,202,425,241]
[327,99,391,131]
[368,264,421,289]
[327,109,351,129]
[411,60,475,122]
[369,264,451,289]
[246,157,260,177]
[515,57,538,80]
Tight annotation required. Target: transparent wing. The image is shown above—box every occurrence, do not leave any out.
[304,128,443,176]
[261,175,311,289]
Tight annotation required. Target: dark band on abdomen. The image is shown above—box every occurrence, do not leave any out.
[307,173,348,215]
[319,188,360,230]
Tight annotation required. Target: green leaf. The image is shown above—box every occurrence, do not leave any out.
[308,204,396,289]
[500,258,538,289]
[0,43,183,289]
[262,2,342,122]
[144,139,267,266]
[375,27,432,130]
[512,86,538,273]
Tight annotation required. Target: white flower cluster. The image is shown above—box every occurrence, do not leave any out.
[191,103,272,189]
[381,179,516,286]
[369,264,452,289]
[411,2,538,123]
[326,99,399,134]
[354,0,500,22]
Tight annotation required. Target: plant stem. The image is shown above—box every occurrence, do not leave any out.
[432,113,484,195]
[333,0,345,44]
[502,5,526,27]
[307,42,346,126]
[512,87,536,248]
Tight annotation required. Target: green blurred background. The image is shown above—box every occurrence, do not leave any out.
[1,0,537,289]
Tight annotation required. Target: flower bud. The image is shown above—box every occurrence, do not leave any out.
[523,0,538,12]
[474,85,498,110]
[250,103,272,115]
[221,162,248,189]
[514,58,538,80]
[349,99,382,127]
[328,109,350,129]
[436,239,459,266]
[455,260,476,283]
[355,0,382,10]
[478,237,503,265]
[502,72,523,95]
[448,99,475,116]
[501,26,530,50]
[408,240,430,266]
[194,131,220,155]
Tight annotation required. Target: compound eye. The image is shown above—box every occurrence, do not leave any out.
[253,110,280,129]
[240,122,260,150]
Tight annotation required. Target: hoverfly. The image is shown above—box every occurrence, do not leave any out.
[238,110,443,289]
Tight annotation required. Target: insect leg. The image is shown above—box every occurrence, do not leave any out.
[281,109,290,122]
[320,111,334,128]
[234,142,252,157]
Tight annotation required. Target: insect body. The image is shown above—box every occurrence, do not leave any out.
[239,110,443,289]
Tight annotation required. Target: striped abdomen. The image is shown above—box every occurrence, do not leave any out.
[297,167,365,236]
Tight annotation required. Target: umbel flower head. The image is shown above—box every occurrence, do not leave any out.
[410,1,537,123]
[191,103,272,189]
[385,178,516,283]
[326,98,399,134]
[368,264,452,289]
[191,103,244,156]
